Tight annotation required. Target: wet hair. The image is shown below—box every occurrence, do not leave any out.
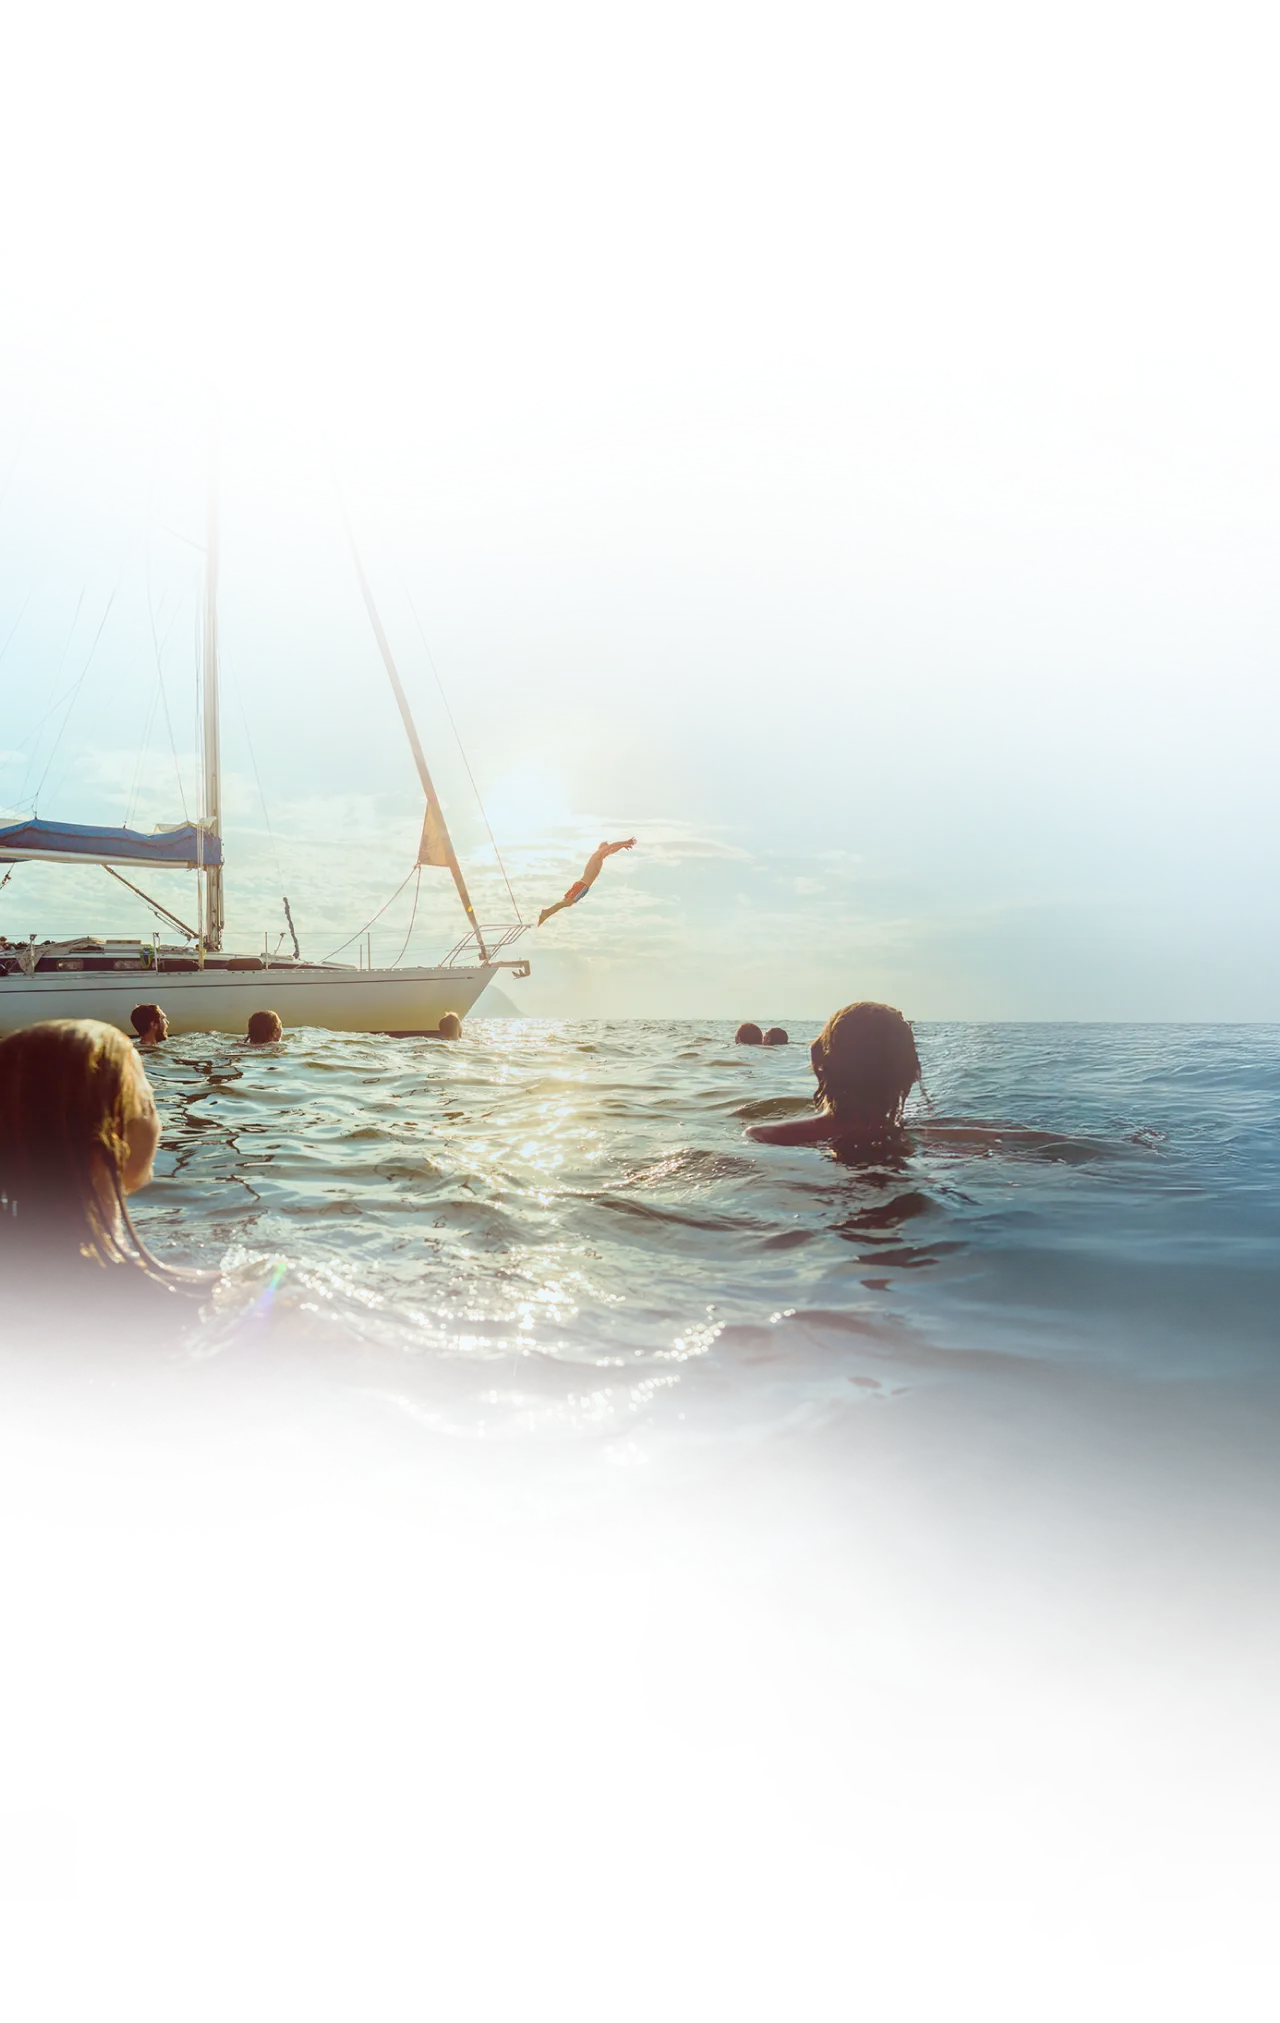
[247,1010,283,1044]
[131,1003,164,1036]
[810,1002,921,1138]
[763,1027,788,1046]
[0,1019,182,1277]
[735,1023,763,1045]
[437,1012,462,1041]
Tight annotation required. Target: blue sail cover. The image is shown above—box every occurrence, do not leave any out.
[0,819,222,869]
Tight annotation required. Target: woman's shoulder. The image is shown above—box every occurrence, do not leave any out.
[746,1114,833,1146]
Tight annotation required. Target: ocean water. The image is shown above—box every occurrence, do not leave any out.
[129,1019,1277,1731]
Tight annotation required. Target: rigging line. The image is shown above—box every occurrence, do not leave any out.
[30,574,125,809]
[8,590,93,776]
[0,583,35,676]
[392,866,423,967]
[120,586,174,813]
[148,477,203,558]
[117,594,187,833]
[31,571,127,808]
[44,635,148,817]
[154,523,204,553]
[193,602,202,826]
[124,673,162,831]
[144,390,168,525]
[124,604,178,831]
[102,864,199,942]
[324,864,417,962]
[225,646,285,890]
[143,394,188,821]
[14,585,88,801]
[397,573,524,926]
[0,281,98,525]
[147,537,189,822]
[45,598,176,821]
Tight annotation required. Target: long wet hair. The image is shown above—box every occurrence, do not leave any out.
[810,1002,921,1141]
[0,1018,192,1281]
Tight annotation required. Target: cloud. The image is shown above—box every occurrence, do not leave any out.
[631,823,753,866]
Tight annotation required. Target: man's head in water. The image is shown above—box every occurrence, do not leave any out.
[246,1010,283,1045]
[735,1023,763,1045]
[810,1002,920,1136]
[763,1027,788,1046]
[131,1003,168,1046]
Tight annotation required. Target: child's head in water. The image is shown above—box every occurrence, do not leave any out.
[810,1002,920,1138]
[247,1010,283,1045]
[0,1018,162,1266]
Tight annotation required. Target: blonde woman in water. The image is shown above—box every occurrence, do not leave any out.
[0,1027,416,1424]
[0,1018,195,1309]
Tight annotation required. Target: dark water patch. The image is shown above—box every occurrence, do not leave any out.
[833,1190,935,1232]
[920,1122,1134,1166]
[841,1243,950,1270]
[277,1196,366,1219]
[372,1158,446,1184]
[587,1193,773,1235]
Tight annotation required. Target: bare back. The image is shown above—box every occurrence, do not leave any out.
[581,844,610,886]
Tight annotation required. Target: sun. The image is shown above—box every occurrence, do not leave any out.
[483,766,573,842]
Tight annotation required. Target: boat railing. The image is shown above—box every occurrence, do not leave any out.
[441,923,528,967]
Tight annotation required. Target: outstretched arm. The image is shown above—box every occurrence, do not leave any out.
[603,838,636,857]
[747,1115,833,1146]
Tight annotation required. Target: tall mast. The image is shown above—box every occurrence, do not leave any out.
[201,417,224,950]
[340,505,490,964]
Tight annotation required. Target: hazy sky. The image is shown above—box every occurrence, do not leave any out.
[2,0,1278,1017]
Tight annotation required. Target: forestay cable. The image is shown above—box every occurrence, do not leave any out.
[349,459,525,926]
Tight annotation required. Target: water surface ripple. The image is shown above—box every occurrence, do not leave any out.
[134,1019,1280,1437]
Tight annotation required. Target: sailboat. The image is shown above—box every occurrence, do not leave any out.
[0,465,529,1037]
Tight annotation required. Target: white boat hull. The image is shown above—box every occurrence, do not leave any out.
[0,963,499,1037]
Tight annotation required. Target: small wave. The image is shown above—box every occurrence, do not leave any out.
[917,1120,1141,1164]
[107,1011,1277,1707]
[587,1193,774,1234]
[372,1158,446,1183]
[616,1147,757,1188]
[734,1096,813,1120]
